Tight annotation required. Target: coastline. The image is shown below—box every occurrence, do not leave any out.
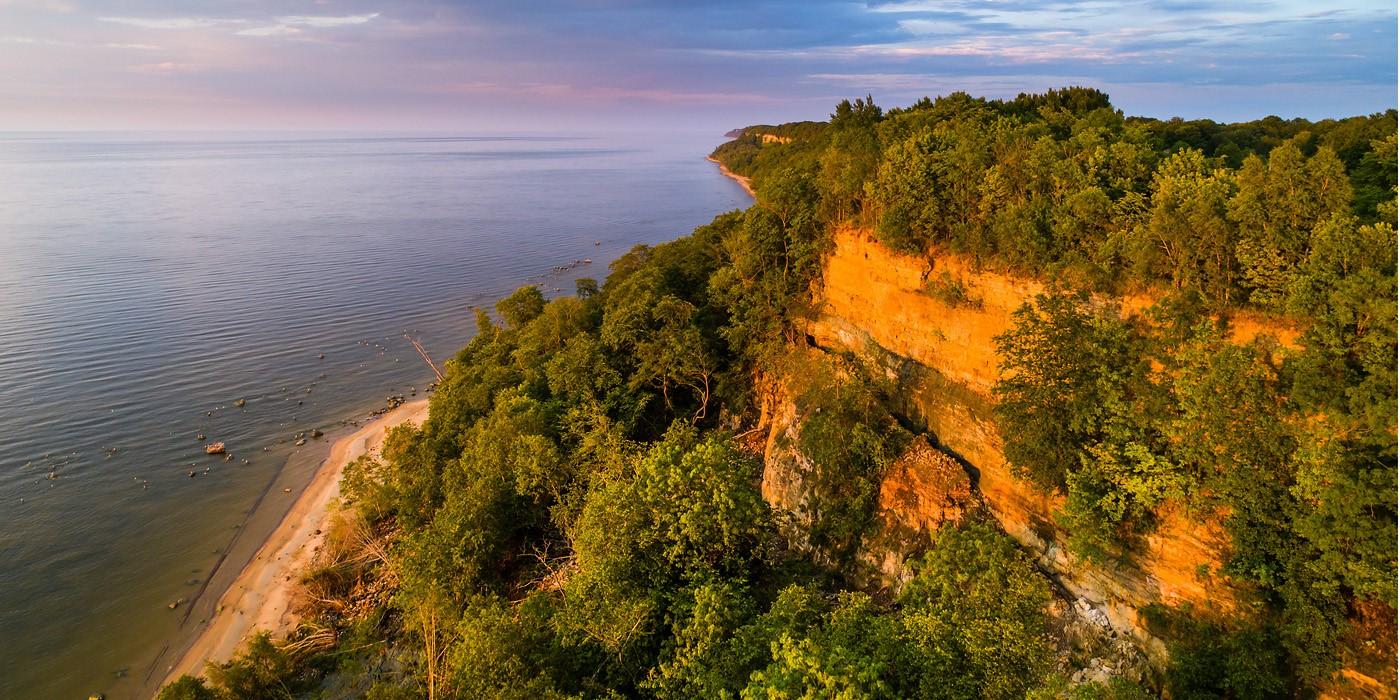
[707,156,756,197]
[158,398,431,690]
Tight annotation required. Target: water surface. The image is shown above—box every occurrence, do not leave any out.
[0,131,750,699]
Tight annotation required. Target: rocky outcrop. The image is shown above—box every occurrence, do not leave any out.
[876,436,972,535]
[856,435,973,590]
[760,392,815,546]
[783,227,1303,655]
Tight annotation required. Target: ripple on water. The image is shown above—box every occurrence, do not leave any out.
[0,130,753,699]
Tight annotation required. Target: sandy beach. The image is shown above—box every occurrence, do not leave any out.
[160,398,430,688]
[708,156,756,197]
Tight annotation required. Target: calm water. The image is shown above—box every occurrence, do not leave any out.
[0,132,750,699]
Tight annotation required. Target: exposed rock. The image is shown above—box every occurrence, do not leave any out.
[1050,596,1151,689]
[204,442,225,455]
[309,429,323,439]
[762,226,1306,671]
[759,394,817,552]
[803,227,1264,649]
[877,435,971,532]
[856,435,975,589]
[233,399,246,408]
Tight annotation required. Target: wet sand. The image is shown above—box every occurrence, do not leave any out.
[159,398,430,689]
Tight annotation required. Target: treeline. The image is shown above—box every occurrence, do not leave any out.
[715,87,1395,312]
[159,88,1395,699]
[161,202,1134,698]
[712,87,1397,692]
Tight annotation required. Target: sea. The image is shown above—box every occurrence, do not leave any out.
[0,131,751,699]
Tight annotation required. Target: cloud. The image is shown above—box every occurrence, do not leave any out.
[1,35,65,45]
[852,38,1121,63]
[0,0,76,12]
[130,61,201,75]
[806,70,1110,95]
[100,12,379,36]
[2,35,160,49]
[0,0,1392,129]
[276,13,381,28]
[898,19,968,36]
[430,80,775,105]
[98,17,247,30]
[236,25,303,37]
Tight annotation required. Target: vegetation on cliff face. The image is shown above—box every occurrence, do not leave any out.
[163,88,1395,699]
[726,88,1394,693]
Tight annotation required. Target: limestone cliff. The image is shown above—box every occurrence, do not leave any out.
[765,226,1300,659]
[752,226,1394,696]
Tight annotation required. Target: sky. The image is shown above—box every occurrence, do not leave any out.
[0,0,1395,131]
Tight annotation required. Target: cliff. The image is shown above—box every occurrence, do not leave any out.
[762,226,1302,665]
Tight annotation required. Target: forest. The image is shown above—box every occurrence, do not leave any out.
[161,88,1397,699]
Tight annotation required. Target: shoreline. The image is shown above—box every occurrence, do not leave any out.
[157,398,431,691]
[152,152,741,696]
[707,156,756,197]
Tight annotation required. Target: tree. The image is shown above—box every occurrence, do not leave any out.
[205,632,298,700]
[899,523,1056,698]
[1134,149,1239,306]
[867,128,963,253]
[793,359,905,564]
[601,264,720,421]
[1157,613,1288,699]
[560,428,769,674]
[820,97,884,220]
[497,285,547,329]
[1167,324,1294,586]
[157,676,218,700]
[1291,429,1398,603]
[1286,213,1398,436]
[644,581,757,698]
[662,584,830,698]
[742,593,907,699]
[444,594,568,699]
[1231,143,1353,306]
[993,290,1142,490]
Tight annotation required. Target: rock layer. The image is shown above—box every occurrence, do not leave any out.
[800,227,1300,651]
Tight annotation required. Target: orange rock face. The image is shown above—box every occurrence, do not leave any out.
[805,227,1305,649]
[877,435,971,534]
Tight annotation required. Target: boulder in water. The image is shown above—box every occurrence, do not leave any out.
[204,442,225,455]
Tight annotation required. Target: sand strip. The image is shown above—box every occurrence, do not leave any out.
[708,156,756,198]
[159,398,430,688]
